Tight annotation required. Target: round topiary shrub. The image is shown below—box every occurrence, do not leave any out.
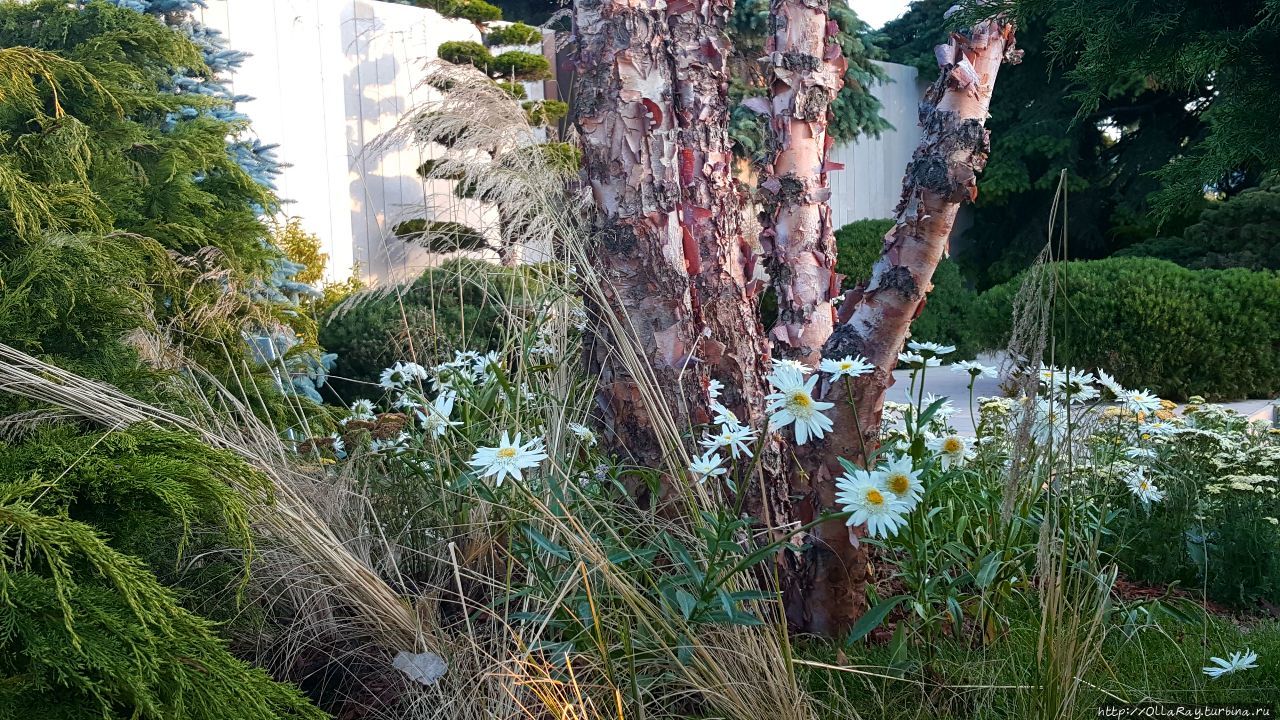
[319,260,536,400]
[392,219,491,253]
[971,257,1280,400]
[490,50,551,81]
[486,22,542,47]
[418,0,503,23]
[437,40,491,68]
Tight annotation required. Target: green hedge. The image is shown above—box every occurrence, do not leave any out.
[319,260,536,400]
[971,257,1280,400]
[834,219,981,359]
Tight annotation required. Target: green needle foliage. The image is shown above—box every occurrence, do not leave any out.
[998,0,1280,215]
[0,426,322,719]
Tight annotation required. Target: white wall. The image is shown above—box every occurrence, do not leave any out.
[200,0,490,284]
[828,61,930,227]
[204,0,928,283]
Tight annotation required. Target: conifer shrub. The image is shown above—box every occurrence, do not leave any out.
[1117,173,1280,271]
[495,80,527,100]
[486,22,542,47]
[523,99,568,126]
[392,219,491,252]
[971,258,1280,400]
[490,50,551,81]
[0,425,323,718]
[437,40,492,68]
[417,0,503,23]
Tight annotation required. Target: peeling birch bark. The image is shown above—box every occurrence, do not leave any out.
[665,0,778,511]
[572,0,707,482]
[787,12,1021,637]
[573,0,778,501]
[759,0,846,369]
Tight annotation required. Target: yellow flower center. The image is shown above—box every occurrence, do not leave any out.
[788,392,812,411]
[865,488,885,506]
[1139,481,1149,491]
[839,361,853,371]
[942,437,962,453]
[497,447,518,460]
[886,473,910,495]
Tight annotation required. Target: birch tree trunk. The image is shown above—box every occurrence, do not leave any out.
[666,0,772,443]
[572,0,773,494]
[788,14,1021,636]
[759,0,845,369]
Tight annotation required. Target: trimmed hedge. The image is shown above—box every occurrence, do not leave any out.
[971,257,1280,400]
[834,219,981,359]
[319,260,534,400]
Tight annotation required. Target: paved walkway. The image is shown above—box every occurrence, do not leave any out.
[890,354,1278,435]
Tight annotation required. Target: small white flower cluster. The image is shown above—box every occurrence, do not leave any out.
[690,376,759,482]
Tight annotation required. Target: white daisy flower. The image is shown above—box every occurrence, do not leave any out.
[1203,650,1259,679]
[1126,466,1165,504]
[921,392,956,418]
[473,350,502,379]
[568,422,597,447]
[771,357,812,375]
[765,366,834,445]
[1029,397,1067,445]
[1056,368,1099,403]
[349,399,376,420]
[329,433,347,459]
[898,352,941,368]
[707,378,724,399]
[709,400,740,427]
[820,355,874,381]
[1095,368,1124,397]
[379,362,420,390]
[688,452,728,482]
[951,360,996,378]
[926,433,975,471]
[468,432,548,486]
[906,341,955,358]
[1124,446,1157,461]
[1120,388,1162,416]
[370,432,412,455]
[873,455,924,509]
[835,472,910,539]
[416,392,460,438]
[700,423,757,459]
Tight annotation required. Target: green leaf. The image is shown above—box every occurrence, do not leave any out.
[675,589,698,621]
[522,526,570,561]
[974,551,1002,588]
[846,595,909,645]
